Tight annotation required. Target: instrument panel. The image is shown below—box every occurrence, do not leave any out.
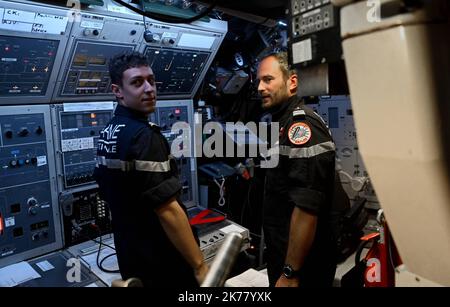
[0,104,62,268]
[0,0,72,105]
[145,47,210,97]
[0,35,59,97]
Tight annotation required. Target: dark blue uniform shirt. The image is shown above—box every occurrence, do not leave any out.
[263,95,337,287]
[94,104,197,287]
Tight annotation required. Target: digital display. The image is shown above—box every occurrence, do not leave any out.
[61,41,134,96]
[78,81,97,87]
[88,56,106,65]
[73,54,88,67]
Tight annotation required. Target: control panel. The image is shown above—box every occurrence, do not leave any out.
[0,35,59,98]
[0,0,72,105]
[151,100,198,208]
[0,104,62,268]
[144,47,210,97]
[291,0,335,38]
[51,102,114,247]
[188,207,250,263]
[140,19,227,99]
[60,188,111,247]
[54,13,143,101]
[309,96,380,209]
[288,0,342,67]
[52,102,114,189]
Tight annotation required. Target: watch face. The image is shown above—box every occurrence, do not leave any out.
[283,264,299,278]
[283,265,293,278]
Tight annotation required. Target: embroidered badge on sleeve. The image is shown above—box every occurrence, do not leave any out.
[288,122,312,145]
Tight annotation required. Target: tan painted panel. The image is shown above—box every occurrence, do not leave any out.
[343,23,450,285]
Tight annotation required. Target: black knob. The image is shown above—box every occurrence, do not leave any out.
[31,157,37,164]
[130,29,137,35]
[9,160,18,167]
[29,206,38,215]
[18,128,29,137]
[144,30,154,43]
[27,197,38,206]
[92,29,99,36]
[4,130,13,139]
[35,126,43,135]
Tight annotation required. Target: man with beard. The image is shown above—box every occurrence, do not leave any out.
[257,52,337,287]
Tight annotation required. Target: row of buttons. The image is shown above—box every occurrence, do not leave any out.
[200,232,225,245]
[9,157,38,168]
[4,126,43,139]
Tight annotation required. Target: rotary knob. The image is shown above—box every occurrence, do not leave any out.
[28,206,38,215]
[27,197,38,206]
[27,197,39,215]
[18,128,29,137]
[144,31,161,43]
[162,38,175,45]
[35,126,43,135]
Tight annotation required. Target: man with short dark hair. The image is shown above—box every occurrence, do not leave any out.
[257,51,337,287]
[94,52,207,287]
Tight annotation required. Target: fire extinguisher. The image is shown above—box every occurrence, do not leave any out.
[361,209,402,287]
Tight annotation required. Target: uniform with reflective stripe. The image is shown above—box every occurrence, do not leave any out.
[93,104,196,287]
[263,95,337,287]
[96,155,172,172]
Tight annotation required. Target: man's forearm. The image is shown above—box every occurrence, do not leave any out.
[285,206,317,271]
[155,197,205,270]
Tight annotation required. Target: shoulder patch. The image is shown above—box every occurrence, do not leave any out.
[288,122,312,145]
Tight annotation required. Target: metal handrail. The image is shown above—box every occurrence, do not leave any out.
[201,232,243,287]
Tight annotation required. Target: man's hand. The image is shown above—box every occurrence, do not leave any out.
[275,274,300,287]
[194,261,209,285]
[155,197,207,285]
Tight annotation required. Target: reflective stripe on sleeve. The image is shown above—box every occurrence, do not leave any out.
[279,141,335,158]
[135,159,170,172]
[96,155,171,172]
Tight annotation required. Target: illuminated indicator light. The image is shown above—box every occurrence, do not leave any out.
[31,67,36,72]
[44,67,49,72]
[5,47,9,51]
[90,113,97,119]
[0,213,4,235]
[174,109,181,115]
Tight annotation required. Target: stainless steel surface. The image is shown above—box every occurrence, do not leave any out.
[201,232,243,287]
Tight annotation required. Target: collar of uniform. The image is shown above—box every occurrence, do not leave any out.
[270,95,300,122]
[114,104,149,123]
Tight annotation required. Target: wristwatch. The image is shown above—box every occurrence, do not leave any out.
[282,264,300,279]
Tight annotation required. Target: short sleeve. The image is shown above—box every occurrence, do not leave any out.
[284,116,335,214]
[131,128,182,208]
